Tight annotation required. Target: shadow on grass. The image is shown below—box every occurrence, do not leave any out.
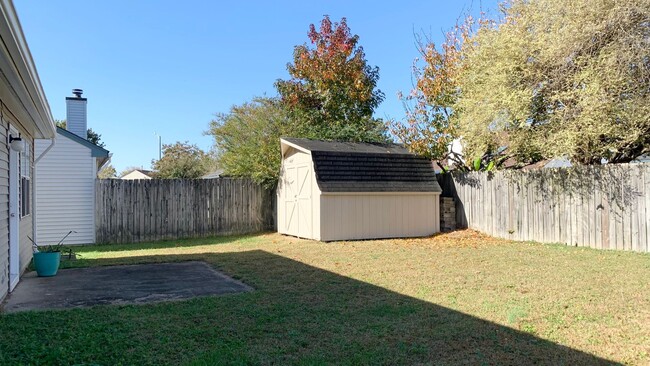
[2,250,619,365]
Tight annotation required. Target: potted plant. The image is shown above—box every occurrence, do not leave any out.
[28,230,76,277]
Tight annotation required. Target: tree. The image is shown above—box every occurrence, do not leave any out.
[275,15,387,142]
[97,163,117,179]
[207,97,291,188]
[55,120,105,148]
[151,141,211,179]
[457,0,650,165]
[397,0,650,168]
[457,0,650,164]
[388,16,479,170]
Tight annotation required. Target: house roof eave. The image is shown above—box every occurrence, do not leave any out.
[0,0,55,138]
[57,127,109,157]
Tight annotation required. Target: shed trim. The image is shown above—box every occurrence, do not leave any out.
[281,138,312,156]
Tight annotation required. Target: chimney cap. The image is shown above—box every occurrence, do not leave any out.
[72,89,83,98]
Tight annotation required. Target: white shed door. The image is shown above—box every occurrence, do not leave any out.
[284,164,312,238]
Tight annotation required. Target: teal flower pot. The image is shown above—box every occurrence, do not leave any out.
[33,251,61,277]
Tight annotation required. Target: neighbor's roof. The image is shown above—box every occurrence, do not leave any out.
[202,169,224,179]
[129,169,153,176]
[281,138,441,193]
[120,169,153,179]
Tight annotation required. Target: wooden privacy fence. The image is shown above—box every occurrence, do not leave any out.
[95,178,275,244]
[438,163,650,252]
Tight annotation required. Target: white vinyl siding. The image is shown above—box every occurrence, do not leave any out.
[0,117,9,301]
[65,98,87,138]
[35,132,96,245]
[1,116,35,301]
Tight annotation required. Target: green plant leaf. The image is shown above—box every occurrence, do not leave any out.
[486,161,495,172]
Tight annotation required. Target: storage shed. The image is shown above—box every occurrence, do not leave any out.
[277,138,442,241]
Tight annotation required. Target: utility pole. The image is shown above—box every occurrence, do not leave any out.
[154,132,162,160]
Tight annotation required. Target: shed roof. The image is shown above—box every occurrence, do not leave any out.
[282,138,441,193]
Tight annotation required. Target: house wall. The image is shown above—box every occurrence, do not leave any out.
[0,0,57,302]
[0,115,9,301]
[35,132,95,245]
[277,147,321,240]
[0,110,35,301]
[319,192,440,242]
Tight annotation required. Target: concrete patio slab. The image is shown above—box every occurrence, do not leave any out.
[2,261,252,313]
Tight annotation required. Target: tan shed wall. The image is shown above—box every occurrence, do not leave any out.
[319,192,440,242]
[312,184,321,241]
[277,147,321,240]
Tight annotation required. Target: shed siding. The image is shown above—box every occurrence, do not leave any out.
[311,170,321,241]
[277,148,321,240]
[35,133,95,245]
[0,116,8,301]
[319,193,440,242]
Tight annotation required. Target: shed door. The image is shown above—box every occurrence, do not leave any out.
[284,163,312,238]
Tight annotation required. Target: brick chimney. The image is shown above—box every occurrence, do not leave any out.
[65,88,87,138]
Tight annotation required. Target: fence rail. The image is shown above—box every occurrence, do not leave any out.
[438,163,650,252]
[95,178,275,244]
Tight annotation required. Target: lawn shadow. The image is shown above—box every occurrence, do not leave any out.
[2,250,620,365]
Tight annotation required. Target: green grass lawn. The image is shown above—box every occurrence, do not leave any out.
[1,230,648,365]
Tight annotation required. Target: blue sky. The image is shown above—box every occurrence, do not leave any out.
[15,0,498,173]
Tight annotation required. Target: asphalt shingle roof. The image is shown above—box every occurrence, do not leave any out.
[283,138,441,193]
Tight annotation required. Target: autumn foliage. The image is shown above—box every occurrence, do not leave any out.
[393,0,650,168]
[389,17,478,167]
[276,16,386,142]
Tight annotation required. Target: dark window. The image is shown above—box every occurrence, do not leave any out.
[20,142,31,218]
[21,177,30,216]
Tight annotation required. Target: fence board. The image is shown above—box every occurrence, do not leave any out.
[437,163,649,253]
[95,178,276,244]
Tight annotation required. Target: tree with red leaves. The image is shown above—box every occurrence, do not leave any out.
[276,16,387,142]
